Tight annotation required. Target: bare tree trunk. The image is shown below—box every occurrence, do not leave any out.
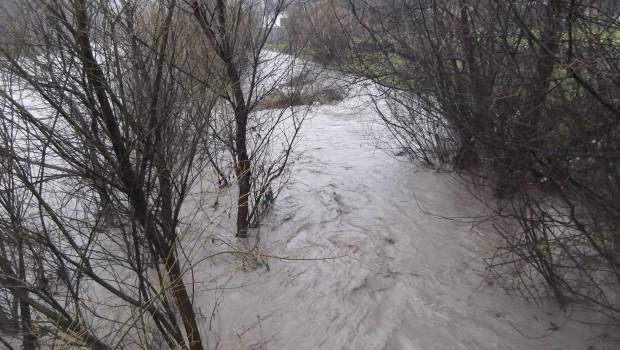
[165,251,203,350]
[453,0,490,169]
[17,240,36,350]
[193,0,251,238]
[495,0,563,198]
[235,125,251,238]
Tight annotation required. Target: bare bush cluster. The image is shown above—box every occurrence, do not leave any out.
[295,0,620,320]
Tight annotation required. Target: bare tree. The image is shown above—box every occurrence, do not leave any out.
[0,0,220,348]
[190,0,307,238]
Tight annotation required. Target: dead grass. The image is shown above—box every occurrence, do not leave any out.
[255,88,344,111]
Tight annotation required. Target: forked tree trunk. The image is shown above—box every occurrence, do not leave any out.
[74,1,205,348]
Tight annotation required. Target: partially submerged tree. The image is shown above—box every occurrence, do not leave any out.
[0,0,216,348]
[191,0,307,238]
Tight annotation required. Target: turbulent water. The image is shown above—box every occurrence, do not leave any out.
[186,92,613,350]
[3,50,614,349]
